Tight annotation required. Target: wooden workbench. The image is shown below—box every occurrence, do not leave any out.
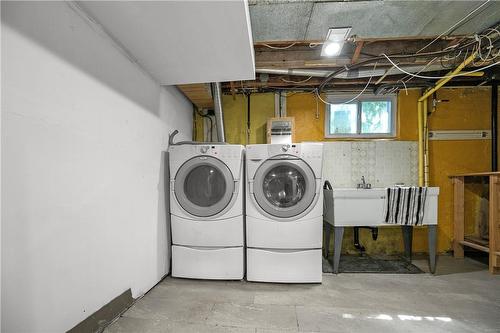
[450,171,500,274]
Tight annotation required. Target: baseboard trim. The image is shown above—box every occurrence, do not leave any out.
[67,289,134,333]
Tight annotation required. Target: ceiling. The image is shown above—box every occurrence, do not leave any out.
[78,1,255,85]
[249,0,500,41]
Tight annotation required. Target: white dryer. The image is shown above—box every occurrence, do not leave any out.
[246,143,323,283]
[169,144,244,280]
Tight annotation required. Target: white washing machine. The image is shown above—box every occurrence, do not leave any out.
[246,143,323,283]
[169,144,244,280]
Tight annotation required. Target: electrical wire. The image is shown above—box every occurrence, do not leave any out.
[262,42,298,50]
[416,0,491,54]
[401,56,438,84]
[315,62,378,105]
[383,5,498,93]
[474,29,500,63]
[401,80,408,96]
[317,22,500,93]
[309,42,322,48]
[317,46,474,92]
[380,53,499,79]
[280,76,313,84]
[197,110,213,142]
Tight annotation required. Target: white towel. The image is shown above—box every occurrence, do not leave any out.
[384,187,428,225]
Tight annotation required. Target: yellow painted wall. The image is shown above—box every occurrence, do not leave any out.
[424,88,491,253]
[197,87,493,254]
[196,93,276,143]
[223,93,275,144]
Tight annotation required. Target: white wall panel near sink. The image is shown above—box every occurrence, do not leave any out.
[323,141,418,188]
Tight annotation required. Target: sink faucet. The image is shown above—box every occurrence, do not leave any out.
[357,176,372,189]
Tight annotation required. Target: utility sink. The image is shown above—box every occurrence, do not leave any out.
[324,186,440,274]
[332,187,387,199]
[329,187,439,227]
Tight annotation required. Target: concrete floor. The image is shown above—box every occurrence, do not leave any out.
[105,256,500,333]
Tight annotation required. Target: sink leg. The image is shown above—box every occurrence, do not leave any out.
[428,225,437,274]
[333,227,344,274]
[402,225,413,262]
[324,222,331,259]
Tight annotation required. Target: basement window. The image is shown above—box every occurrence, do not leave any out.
[325,94,396,138]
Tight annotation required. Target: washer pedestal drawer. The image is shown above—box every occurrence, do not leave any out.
[172,245,244,280]
[246,248,322,283]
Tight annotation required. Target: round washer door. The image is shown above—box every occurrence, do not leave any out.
[174,156,235,217]
[253,159,316,218]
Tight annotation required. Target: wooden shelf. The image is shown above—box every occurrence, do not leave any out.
[464,235,488,246]
[449,171,500,178]
[451,173,500,274]
[460,240,489,253]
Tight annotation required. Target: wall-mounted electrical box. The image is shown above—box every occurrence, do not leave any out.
[267,117,295,144]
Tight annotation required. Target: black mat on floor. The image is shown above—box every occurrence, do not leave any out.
[323,255,424,274]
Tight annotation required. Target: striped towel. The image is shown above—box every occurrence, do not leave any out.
[384,187,428,225]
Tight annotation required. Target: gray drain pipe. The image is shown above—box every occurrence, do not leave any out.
[211,82,225,142]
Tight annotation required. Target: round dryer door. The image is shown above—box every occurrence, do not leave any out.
[253,159,316,218]
[174,156,235,217]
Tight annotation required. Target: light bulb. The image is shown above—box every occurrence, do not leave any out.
[323,42,341,56]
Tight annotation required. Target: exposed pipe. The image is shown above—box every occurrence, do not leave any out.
[257,68,330,78]
[256,64,458,80]
[419,52,479,101]
[417,100,424,186]
[417,51,478,186]
[247,93,251,145]
[423,100,429,186]
[492,79,498,171]
[211,82,225,142]
[168,129,222,146]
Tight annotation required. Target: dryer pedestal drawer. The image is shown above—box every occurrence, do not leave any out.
[172,245,244,280]
[171,214,244,247]
[246,248,322,283]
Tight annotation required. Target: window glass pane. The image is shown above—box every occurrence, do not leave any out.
[329,103,357,134]
[361,101,391,134]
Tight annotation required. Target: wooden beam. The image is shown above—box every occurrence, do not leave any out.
[254,39,454,70]
[352,35,468,42]
[253,35,469,47]
[459,240,489,253]
[254,40,323,47]
[489,175,500,274]
[177,83,214,109]
[351,41,364,64]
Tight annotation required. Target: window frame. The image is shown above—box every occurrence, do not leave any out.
[324,93,397,139]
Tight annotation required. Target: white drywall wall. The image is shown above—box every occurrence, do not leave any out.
[1,2,192,332]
